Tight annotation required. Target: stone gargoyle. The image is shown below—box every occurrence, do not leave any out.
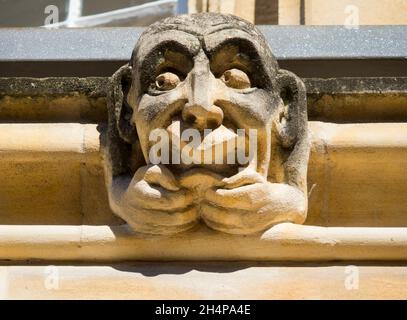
[104,13,310,235]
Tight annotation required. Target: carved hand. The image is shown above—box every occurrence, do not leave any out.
[122,164,198,235]
[201,168,307,234]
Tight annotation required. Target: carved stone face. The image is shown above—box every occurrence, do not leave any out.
[105,13,310,235]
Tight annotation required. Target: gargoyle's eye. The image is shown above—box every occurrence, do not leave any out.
[221,68,251,89]
[154,72,181,91]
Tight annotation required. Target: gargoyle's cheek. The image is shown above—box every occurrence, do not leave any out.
[136,85,187,123]
[134,95,187,161]
[223,89,278,127]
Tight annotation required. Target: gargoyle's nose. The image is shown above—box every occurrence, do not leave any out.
[182,103,224,130]
[183,52,224,130]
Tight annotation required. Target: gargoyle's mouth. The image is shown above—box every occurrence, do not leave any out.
[162,119,254,176]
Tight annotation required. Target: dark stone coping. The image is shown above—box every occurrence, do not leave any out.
[1,26,407,77]
[1,77,406,97]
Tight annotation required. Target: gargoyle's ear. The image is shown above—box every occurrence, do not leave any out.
[275,69,307,148]
[108,64,137,144]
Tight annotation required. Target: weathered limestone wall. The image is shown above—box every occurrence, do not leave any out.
[2,264,407,299]
[277,0,407,26]
[1,77,406,228]
[0,122,406,227]
[1,223,407,261]
[278,0,301,25]
[188,0,256,22]
[0,124,120,225]
[0,16,406,299]
[304,0,407,25]
[189,0,407,25]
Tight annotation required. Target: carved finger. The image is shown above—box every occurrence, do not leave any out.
[136,164,180,191]
[201,189,306,235]
[144,164,180,191]
[124,179,193,211]
[222,168,266,189]
[205,182,271,211]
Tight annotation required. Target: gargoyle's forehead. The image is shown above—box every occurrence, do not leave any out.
[131,13,278,76]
